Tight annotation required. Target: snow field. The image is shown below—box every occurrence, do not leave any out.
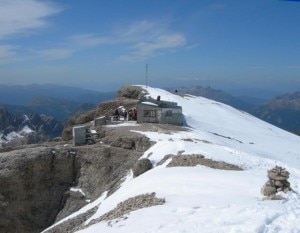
[49,86,300,233]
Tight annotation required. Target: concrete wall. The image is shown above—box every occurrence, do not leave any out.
[160,107,183,125]
[137,104,160,123]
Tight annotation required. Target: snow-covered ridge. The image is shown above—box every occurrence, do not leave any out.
[46,85,300,233]
[0,125,35,146]
[140,86,300,169]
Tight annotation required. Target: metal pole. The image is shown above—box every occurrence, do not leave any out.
[146,63,148,88]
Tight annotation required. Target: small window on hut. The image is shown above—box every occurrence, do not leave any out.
[165,110,172,117]
[144,110,156,117]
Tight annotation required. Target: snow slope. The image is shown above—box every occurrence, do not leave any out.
[46,86,300,233]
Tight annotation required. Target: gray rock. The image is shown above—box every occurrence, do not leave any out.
[268,171,288,181]
[0,147,77,233]
[158,154,243,171]
[132,158,153,177]
[282,180,291,188]
[0,126,153,233]
[274,180,284,187]
[267,166,289,181]
[54,190,87,222]
[96,192,165,222]
[261,184,277,196]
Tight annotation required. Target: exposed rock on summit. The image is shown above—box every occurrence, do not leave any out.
[158,154,243,171]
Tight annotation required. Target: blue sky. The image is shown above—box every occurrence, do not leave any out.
[0,0,299,93]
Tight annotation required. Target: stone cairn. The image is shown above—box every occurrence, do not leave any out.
[261,166,291,199]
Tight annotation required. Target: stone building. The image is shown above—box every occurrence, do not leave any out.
[136,97,183,125]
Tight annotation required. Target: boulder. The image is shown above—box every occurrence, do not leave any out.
[268,171,288,181]
[267,166,289,181]
[261,183,277,196]
[132,158,153,177]
[274,180,284,187]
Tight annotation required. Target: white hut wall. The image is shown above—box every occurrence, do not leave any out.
[160,108,183,125]
[72,126,86,146]
[137,104,160,123]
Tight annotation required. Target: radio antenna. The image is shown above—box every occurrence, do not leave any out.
[145,63,148,88]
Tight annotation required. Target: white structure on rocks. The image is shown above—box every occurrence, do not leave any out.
[72,126,86,146]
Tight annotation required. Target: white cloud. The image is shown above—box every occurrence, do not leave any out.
[0,0,62,64]
[119,20,186,62]
[0,0,62,40]
[0,11,186,63]
[0,45,18,64]
[70,34,111,48]
[118,20,168,42]
[65,20,187,62]
[36,48,74,60]
[120,33,186,62]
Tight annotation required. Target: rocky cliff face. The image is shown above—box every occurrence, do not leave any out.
[0,146,77,233]
[0,123,153,233]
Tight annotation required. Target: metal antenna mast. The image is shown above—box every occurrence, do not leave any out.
[145,63,148,88]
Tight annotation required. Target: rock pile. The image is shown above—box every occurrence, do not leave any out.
[261,166,291,199]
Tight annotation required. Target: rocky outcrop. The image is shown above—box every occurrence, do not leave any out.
[158,154,243,170]
[116,85,145,100]
[89,192,165,225]
[261,166,291,199]
[0,146,77,233]
[0,123,153,233]
[46,193,165,233]
[132,158,153,177]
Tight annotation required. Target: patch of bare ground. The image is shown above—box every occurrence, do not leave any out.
[158,154,243,171]
[84,193,165,228]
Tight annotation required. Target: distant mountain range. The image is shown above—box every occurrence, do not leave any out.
[5,97,96,121]
[0,84,116,147]
[250,92,300,135]
[0,106,64,147]
[167,86,258,111]
[0,84,115,120]
[0,84,115,105]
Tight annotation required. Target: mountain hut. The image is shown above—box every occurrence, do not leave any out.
[136,97,183,125]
